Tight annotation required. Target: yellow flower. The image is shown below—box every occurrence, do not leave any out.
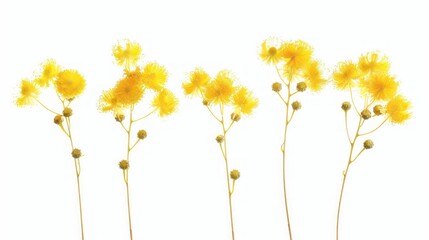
[364,72,398,101]
[386,95,411,124]
[204,70,236,104]
[182,68,210,95]
[302,60,327,91]
[16,79,40,107]
[113,72,144,106]
[113,39,142,70]
[98,89,122,113]
[358,52,390,75]
[280,40,313,75]
[34,59,61,87]
[259,38,282,65]
[141,62,168,92]
[232,87,258,115]
[152,89,179,117]
[333,61,360,90]
[55,69,86,99]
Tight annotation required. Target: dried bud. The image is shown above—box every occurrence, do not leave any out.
[62,107,73,117]
[292,101,301,111]
[137,130,147,140]
[115,114,125,122]
[231,112,241,122]
[363,139,374,149]
[216,135,224,143]
[202,99,209,106]
[119,160,129,170]
[71,148,82,158]
[54,115,64,125]
[272,82,282,92]
[230,169,240,180]
[361,109,371,120]
[341,102,351,112]
[296,82,307,92]
[373,105,384,116]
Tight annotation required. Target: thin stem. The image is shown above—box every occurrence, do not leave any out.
[133,108,156,123]
[125,107,134,240]
[74,158,84,240]
[359,118,388,136]
[34,98,61,115]
[280,77,293,240]
[219,104,235,240]
[275,65,289,87]
[349,87,360,116]
[345,113,352,145]
[206,105,222,123]
[336,117,363,240]
[276,92,288,105]
[129,139,140,152]
[126,179,133,240]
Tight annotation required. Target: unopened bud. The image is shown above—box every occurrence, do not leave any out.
[119,160,129,170]
[137,130,147,140]
[216,135,224,143]
[272,82,282,92]
[54,115,64,125]
[202,99,209,106]
[71,148,82,158]
[292,101,301,111]
[361,109,371,120]
[363,139,374,149]
[341,102,351,112]
[373,105,383,116]
[230,169,240,180]
[231,112,241,122]
[296,82,307,92]
[115,114,125,122]
[62,107,73,117]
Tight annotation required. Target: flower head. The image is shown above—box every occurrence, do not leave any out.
[204,70,236,104]
[302,60,327,91]
[333,61,360,90]
[113,71,144,106]
[386,95,411,124]
[55,69,86,99]
[98,89,122,114]
[259,38,282,65]
[280,40,313,75]
[358,52,390,75]
[113,39,142,70]
[152,89,179,117]
[16,79,40,107]
[34,59,61,87]
[141,62,168,92]
[232,87,258,115]
[183,68,211,95]
[363,72,398,101]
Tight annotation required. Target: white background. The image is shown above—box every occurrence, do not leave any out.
[1,0,428,239]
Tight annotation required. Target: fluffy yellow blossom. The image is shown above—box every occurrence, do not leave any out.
[182,68,210,95]
[364,72,398,101]
[358,52,390,75]
[259,38,282,65]
[302,60,327,91]
[141,62,168,92]
[333,61,360,90]
[16,79,40,107]
[152,89,179,117]
[232,87,258,115]
[113,73,145,106]
[280,40,313,75]
[55,70,86,99]
[34,59,61,87]
[386,95,411,124]
[113,39,142,70]
[205,70,236,104]
[98,89,123,113]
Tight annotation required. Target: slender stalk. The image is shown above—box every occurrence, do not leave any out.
[126,177,133,240]
[336,117,364,240]
[220,104,235,240]
[125,107,134,240]
[281,84,293,240]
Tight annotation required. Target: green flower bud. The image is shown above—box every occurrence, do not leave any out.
[341,102,351,112]
[231,112,241,122]
[363,139,374,149]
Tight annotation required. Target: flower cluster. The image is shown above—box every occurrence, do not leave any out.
[333,51,411,124]
[99,39,178,118]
